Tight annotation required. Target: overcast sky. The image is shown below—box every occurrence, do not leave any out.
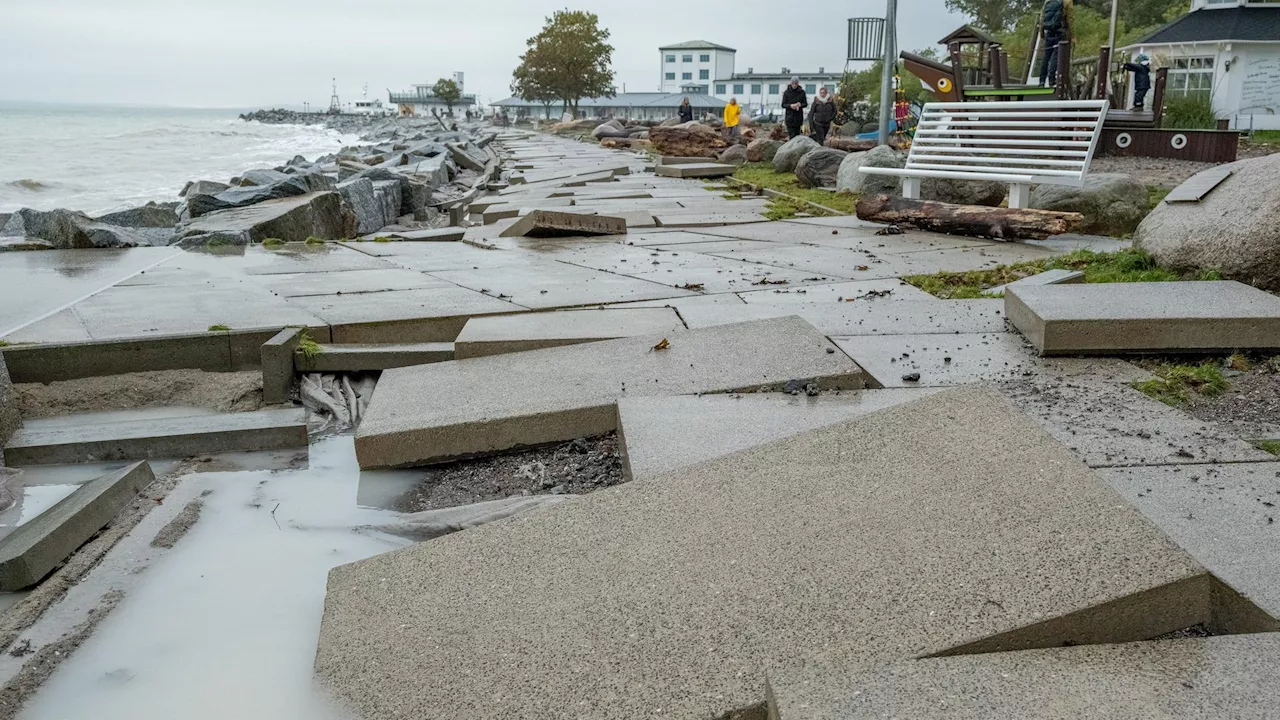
[1,0,969,109]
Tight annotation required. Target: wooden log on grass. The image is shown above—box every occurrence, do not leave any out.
[855,194,1083,241]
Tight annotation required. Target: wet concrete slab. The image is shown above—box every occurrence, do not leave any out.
[618,389,940,479]
[682,299,1007,337]
[321,386,1215,720]
[736,279,934,303]
[767,634,1280,720]
[835,332,1149,388]
[555,244,847,295]
[455,307,684,359]
[61,283,327,339]
[651,210,770,227]
[431,260,695,310]
[5,409,308,466]
[252,268,445,298]
[354,316,864,468]
[284,286,524,343]
[294,342,455,372]
[180,243,395,276]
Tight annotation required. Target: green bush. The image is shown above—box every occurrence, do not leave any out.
[1162,93,1217,130]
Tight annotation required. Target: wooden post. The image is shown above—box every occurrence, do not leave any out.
[999,51,1011,86]
[949,45,967,99]
[1054,39,1072,99]
[1152,67,1168,128]
[989,45,1003,89]
[1097,46,1112,100]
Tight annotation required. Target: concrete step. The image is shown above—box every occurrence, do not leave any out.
[4,409,307,466]
[295,343,455,372]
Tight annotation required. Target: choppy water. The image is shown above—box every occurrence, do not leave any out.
[0,104,361,215]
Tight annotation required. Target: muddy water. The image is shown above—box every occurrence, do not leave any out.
[18,436,419,720]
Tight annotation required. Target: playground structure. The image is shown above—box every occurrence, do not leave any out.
[901,24,1238,163]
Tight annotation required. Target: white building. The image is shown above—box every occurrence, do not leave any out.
[389,72,477,117]
[1121,0,1280,130]
[658,40,842,118]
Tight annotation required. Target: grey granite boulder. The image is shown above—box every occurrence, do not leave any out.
[180,180,230,198]
[836,145,905,195]
[0,208,170,248]
[177,191,352,246]
[747,138,783,163]
[795,148,849,188]
[773,135,821,173]
[95,202,179,228]
[922,177,1008,206]
[1032,173,1150,236]
[719,144,748,166]
[1136,155,1280,290]
[239,168,291,187]
[338,178,390,235]
[0,353,18,454]
[186,172,335,218]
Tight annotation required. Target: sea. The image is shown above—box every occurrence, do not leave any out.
[0,104,362,215]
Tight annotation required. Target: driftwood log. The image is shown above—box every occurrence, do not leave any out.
[855,194,1084,241]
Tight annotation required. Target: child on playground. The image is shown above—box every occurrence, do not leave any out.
[1123,54,1153,111]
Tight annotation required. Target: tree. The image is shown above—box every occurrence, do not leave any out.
[944,0,1036,34]
[1074,0,1188,32]
[512,10,615,117]
[511,62,560,119]
[433,78,462,115]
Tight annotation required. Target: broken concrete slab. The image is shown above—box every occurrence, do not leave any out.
[1102,462,1280,618]
[681,300,1007,337]
[618,390,940,479]
[1026,232,1133,254]
[1003,379,1275,468]
[1007,281,1280,356]
[498,210,626,238]
[654,162,736,178]
[986,268,1084,296]
[2,331,234,383]
[0,353,17,455]
[294,343,455,372]
[430,260,695,310]
[354,316,864,468]
[261,327,304,405]
[0,461,154,590]
[454,308,685,359]
[767,633,1280,720]
[285,286,523,343]
[360,228,465,242]
[320,386,1219,720]
[835,332,1149,388]
[4,408,307,466]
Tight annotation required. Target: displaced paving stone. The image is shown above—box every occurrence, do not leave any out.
[294,342,454,372]
[618,390,939,479]
[682,299,1006,336]
[320,386,1215,720]
[499,209,626,238]
[3,409,307,466]
[1002,378,1274,468]
[261,327,304,405]
[835,332,1149,388]
[1027,232,1133,254]
[354,316,864,468]
[455,308,684,359]
[768,633,1280,720]
[654,162,736,179]
[1007,281,1280,356]
[285,286,522,343]
[0,461,154,590]
[362,228,466,242]
[986,267,1084,296]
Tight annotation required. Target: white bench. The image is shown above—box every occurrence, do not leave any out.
[859,99,1109,209]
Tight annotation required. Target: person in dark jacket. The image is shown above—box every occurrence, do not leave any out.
[1122,54,1153,110]
[1039,0,1073,87]
[781,77,807,139]
[677,97,694,124]
[809,86,836,146]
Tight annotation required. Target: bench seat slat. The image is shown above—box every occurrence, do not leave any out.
[905,162,1084,177]
[911,146,1090,158]
[915,128,1097,138]
[860,167,1037,182]
[910,154,1088,168]
[916,138,1093,148]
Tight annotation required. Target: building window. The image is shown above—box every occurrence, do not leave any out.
[665,54,676,63]
[769,84,780,94]
[699,69,710,80]
[682,72,692,80]
[733,84,744,94]
[682,54,693,62]
[1168,56,1214,96]
[805,83,816,94]
[716,84,727,94]
[700,54,711,62]
[665,73,676,81]
[751,84,762,94]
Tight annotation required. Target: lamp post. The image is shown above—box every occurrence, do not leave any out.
[1108,0,1119,52]
[877,0,898,146]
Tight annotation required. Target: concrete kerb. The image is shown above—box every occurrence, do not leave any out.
[261,327,305,405]
[0,461,154,591]
[294,343,455,372]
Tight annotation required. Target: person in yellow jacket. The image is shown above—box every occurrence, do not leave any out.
[723,98,741,139]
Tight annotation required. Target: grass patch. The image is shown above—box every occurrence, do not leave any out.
[1147,185,1170,209]
[207,324,231,332]
[1245,130,1280,144]
[733,162,859,215]
[1257,440,1280,456]
[297,332,323,361]
[261,237,285,247]
[1131,361,1229,407]
[373,236,396,243]
[763,196,809,221]
[903,249,1186,299]
[305,236,325,245]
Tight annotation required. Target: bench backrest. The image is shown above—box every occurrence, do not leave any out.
[908,100,1110,186]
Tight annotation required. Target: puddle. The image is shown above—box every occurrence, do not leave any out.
[17,436,412,720]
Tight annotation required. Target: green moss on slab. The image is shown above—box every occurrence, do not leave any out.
[1257,440,1280,456]
[208,324,231,332]
[1131,362,1229,408]
[261,238,285,247]
[305,236,325,245]
[373,236,396,243]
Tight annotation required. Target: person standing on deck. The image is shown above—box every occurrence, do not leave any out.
[1039,0,1074,87]
[724,98,741,139]
[1123,54,1153,111]
[782,77,807,139]
[809,87,836,146]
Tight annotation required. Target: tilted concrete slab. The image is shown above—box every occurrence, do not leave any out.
[261,327,304,405]
[354,317,864,468]
[1003,379,1274,468]
[835,332,1150,388]
[454,308,684,359]
[1027,232,1132,254]
[682,300,1007,337]
[986,267,1084,296]
[0,461,154,590]
[618,390,939,479]
[430,260,695,310]
[1103,462,1280,618]
[652,210,769,227]
[654,162,736,178]
[3,409,307,466]
[360,227,466,242]
[767,634,1280,720]
[0,353,17,455]
[498,210,626,238]
[294,343,455,372]
[284,286,523,343]
[320,386,1219,720]
[1008,281,1280,355]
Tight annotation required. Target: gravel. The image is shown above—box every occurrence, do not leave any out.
[394,433,626,513]
[1184,364,1280,441]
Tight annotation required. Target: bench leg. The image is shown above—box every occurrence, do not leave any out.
[902,177,922,200]
[1009,183,1031,209]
